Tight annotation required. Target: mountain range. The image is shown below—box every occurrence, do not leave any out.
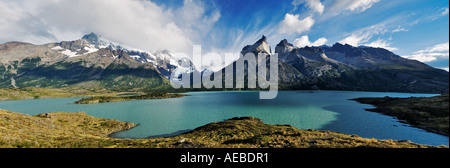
[0,33,448,94]
[219,35,448,93]
[0,33,196,91]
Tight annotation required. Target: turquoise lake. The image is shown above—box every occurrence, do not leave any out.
[0,91,448,146]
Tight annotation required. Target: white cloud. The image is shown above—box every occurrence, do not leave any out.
[425,7,450,21]
[339,24,401,51]
[392,27,408,33]
[339,24,389,47]
[293,35,328,48]
[339,33,371,47]
[346,0,380,12]
[441,67,449,72]
[292,0,325,15]
[278,14,315,34]
[415,42,449,53]
[365,39,398,51]
[403,52,449,63]
[0,0,220,53]
[442,7,449,16]
[326,0,380,17]
[339,27,377,46]
[403,42,449,63]
[0,0,57,44]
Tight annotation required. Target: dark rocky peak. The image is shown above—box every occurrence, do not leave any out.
[82,32,100,43]
[81,32,123,50]
[331,43,356,50]
[300,46,325,54]
[275,39,297,60]
[241,35,272,56]
[330,43,398,60]
[257,35,268,44]
[332,42,344,48]
[276,39,295,48]
[328,43,368,57]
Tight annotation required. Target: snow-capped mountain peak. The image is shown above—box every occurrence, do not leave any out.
[82,32,134,52]
[81,33,198,80]
[49,32,197,81]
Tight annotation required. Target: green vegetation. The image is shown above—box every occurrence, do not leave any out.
[1,59,172,91]
[0,87,120,101]
[352,94,449,136]
[1,110,444,148]
[74,93,185,104]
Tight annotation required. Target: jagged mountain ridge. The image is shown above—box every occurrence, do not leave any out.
[215,36,449,93]
[319,43,434,70]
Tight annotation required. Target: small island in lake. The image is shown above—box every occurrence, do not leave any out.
[352,94,449,136]
[74,93,185,104]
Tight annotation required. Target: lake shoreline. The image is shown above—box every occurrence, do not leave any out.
[1,87,442,101]
[74,93,186,104]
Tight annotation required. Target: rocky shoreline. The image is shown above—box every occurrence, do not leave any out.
[352,95,449,137]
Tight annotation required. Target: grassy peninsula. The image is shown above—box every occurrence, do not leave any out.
[0,87,123,101]
[1,109,445,148]
[74,93,185,104]
[352,95,449,136]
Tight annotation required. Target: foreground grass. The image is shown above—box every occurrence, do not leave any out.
[1,110,444,148]
[74,93,185,104]
[352,95,449,136]
[0,110,137,148]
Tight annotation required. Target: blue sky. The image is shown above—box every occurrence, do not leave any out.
[0,0,448,70]
[152,0,449,70]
